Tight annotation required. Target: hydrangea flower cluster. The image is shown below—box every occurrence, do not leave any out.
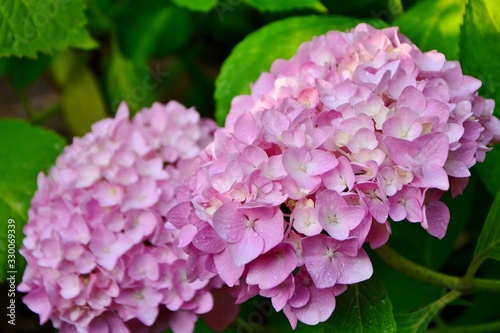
[168,23,500,327]
[18,101,224,333]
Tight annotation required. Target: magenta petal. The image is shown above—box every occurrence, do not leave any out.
[166,202,191,228]
[301,236,340,288]
[445,160,471,178]
[336,248,373,284]
[421,164,450,191]
[233,112,260,145]
[213,248,244,287]
[288,283,310,308]
[23,287,52,324]
[246,243,297,289]
[88,311,129,333]
[178,224,198,247]
[307,150,338,175]
[294,286,336,326]
[253,209,285,253]
[213,201,245,243]
[424,200,450,239]
[192,224,226,254]
[227,228,265,266]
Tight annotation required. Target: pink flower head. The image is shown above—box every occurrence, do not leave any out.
[19,102,239,332]
[169,23,500,327]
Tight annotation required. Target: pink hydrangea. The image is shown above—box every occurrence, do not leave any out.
[168,23,500,327]
[18,101,235,333]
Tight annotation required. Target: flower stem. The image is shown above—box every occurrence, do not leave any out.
[374,244,500,293]
[463,255,485,283]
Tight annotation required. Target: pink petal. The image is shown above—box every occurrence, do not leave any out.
[213,248,244,286]
[192,225,226,254]
[213,201,245,243]
[227,228,265,266]
[246,243,297,289]
[22,287,52,324]
[423,200,450,239]
[293,286,336,326]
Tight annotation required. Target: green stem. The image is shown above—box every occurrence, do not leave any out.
[463,255,485,283]
[374,244,500,293]
[387,0,404,21]
[428,320,500,333]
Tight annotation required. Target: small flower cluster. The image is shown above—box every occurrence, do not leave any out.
[19,102,222,333]
[168,23,500,327]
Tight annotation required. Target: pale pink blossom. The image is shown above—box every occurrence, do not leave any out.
[19,102,238,333]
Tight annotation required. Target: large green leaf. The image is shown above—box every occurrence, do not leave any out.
[473,191,500,264]
[395,290,461,333]
[0,120,65,281]
[172,0,217,12]
[113,0,192,60]
[393,0,466,60]
[0,0,96,58]
[6,54,51,89]
[328,275,397,333]
[460,0,500,193]
[214,15,387,125]
[244,0,327,13]
[51,51,108,135]
[476,147,500,196]
[323,0,387,18]
[459,0,500,115]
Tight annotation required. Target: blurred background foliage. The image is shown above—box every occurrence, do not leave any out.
[1,0,500,332]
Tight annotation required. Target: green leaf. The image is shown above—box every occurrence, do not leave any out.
[0,120,65,281]
[214,15,387,125]
[460,0,500,193]
[172,0,217,12]
[322,0,387,18]
[459,0,500,116]
[106,42,157,114]
[6,54,51,89]
[51,51,108,135]
[369,253,443,314]
[114,0,192,59]
[393,0,466,60]
[0,0,97,58]
[476,147,500,196]
[243,0,327,13]
[473,191,500,263]
[395,290,461,333]
[327,274,397,333]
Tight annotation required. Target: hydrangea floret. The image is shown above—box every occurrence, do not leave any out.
[168,23,500,327]
[18,101,226,333]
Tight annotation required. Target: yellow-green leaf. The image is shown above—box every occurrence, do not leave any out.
[244,0,327,13]
[52,51,108,135]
